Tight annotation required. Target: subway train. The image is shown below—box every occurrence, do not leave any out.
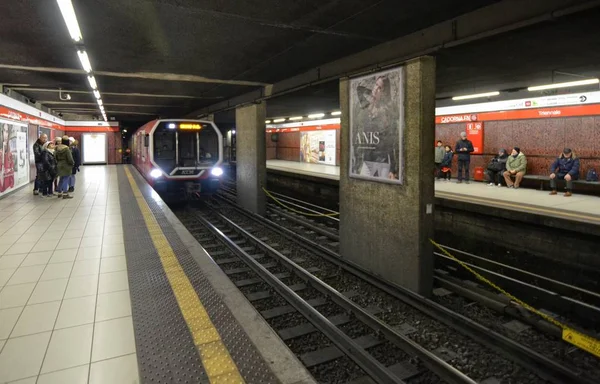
[131,119,224,200]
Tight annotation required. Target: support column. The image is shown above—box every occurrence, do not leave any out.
[235,103,266,215]
[339,56,436,295]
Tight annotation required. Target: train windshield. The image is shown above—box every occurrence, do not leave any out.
[153,121,219,173]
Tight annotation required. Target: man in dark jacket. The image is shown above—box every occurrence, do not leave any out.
[32,133,47,195]
[549,148,580,197]
[454,132,474,184]
[68,137,81,192]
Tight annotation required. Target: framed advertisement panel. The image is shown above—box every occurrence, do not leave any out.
[1,119,29,197]
[349,67,404,184]
[299,130,336,165]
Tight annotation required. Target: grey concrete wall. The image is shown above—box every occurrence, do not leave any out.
[339,57,436,295]
[235,103,267,215]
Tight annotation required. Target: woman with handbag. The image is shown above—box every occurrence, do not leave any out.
[486,149,508,187]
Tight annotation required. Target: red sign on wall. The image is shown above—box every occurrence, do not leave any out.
[466,122,484,155]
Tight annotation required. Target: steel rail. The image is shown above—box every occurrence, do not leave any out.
[193,212,406,384]
[213,194,594,384]
[208,210,477,384]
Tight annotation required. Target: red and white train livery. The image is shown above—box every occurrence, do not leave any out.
[132,119,223,200]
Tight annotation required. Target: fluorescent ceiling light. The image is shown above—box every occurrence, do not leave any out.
[452,91,500,101]
[308,113,325,119]
[97,98,103,107]
[527,78,600,91]
[77,50,92,73]
[93,90,100,99]
[265,120,271,124]
[331,111,341,116]
[273,118,286,123]
[289,116,303,121]
[56,0,82,42]
[87,76,97,89]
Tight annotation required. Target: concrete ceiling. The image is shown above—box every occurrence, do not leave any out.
[0,0,599,127]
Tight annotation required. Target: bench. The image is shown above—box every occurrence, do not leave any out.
[523,175,600,190]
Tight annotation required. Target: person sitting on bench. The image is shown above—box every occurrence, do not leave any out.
[503,147,527,189]
[549,148,580,197]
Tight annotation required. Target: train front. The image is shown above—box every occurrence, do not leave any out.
[148,120,223,200]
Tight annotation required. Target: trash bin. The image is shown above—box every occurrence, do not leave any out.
[474,166,485,182]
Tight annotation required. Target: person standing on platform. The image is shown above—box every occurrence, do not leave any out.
[32,133,47,195]
[486,149,509,187]
[68,137,80,192]
[440,145,454,181]
[55,135,74,199]
[503,147,527,189]
[454,132,474,184]
[549,148,580,197]
[434,140,445,180]
[40,142,57,196]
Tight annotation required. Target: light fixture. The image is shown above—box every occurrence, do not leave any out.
[308,113,325,119]
[56,0,83,42]
[167,123,176,129]
[289,116,303,121]
[231,130,236,134]
[211,167,224,177]
[273,118,286,123]
[93,90,100,99]
[77,50,92,73]
[87,76,97,89]
[331,111,341,116]
[452,91,500,101]
[123,129,127,133]
[265,120,271,124]
[527,78,600,91]
[97,98,103,107]
[150,169,162,178]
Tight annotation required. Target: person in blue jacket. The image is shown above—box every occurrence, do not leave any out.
[549,148,580,197]
[439,145,454,181]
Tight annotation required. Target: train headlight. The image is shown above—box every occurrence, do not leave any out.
[150,169,162,178]
[211,167,223,177]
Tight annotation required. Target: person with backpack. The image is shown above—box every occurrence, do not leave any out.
[439,145,454,181]
[486,149,509,187]
[549,148,580,197]
[55,135,75,199]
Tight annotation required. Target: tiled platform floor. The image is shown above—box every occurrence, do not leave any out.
[0,166,139,384]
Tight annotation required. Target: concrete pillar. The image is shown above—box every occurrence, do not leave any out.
[235,103,266,215]
[339,56,436,295]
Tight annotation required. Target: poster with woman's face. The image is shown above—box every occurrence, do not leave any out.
[0,122,29,195]
[349,67,404,184]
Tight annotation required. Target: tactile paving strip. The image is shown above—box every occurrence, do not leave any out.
[117,169,208,383]
[118,167,279,384]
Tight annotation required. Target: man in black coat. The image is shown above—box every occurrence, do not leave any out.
[32,133,47,195]
[68,137,81,192]
[454,132,474,184]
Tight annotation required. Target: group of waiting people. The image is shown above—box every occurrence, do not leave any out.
[435,132,580,196]
[32,134,81,199]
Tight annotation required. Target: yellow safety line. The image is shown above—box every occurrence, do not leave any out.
[124,168,245,384]
[430,239,600,359]
[436,191,600,224]
[263,187,339,217]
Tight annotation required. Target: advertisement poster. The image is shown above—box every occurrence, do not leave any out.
[300,130,336,165]
[1,121,29,196]
[349,67,404,184]
[82,133,107,164]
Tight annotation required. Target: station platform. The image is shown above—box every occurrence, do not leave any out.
[265,160,600,225]
[0,165,313,384]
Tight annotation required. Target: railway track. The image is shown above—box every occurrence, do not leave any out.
[208,182,599,383]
